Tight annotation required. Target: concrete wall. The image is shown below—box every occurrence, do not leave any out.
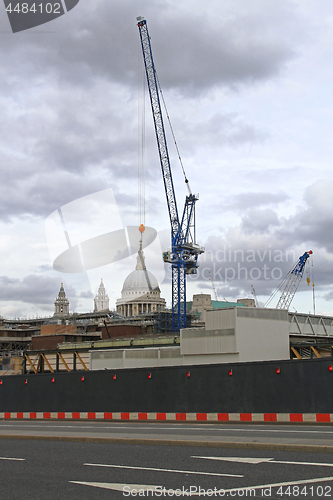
[181,329,237,356]
[91,347,182,370]
[181,307,289,364]
[205,307,236,330]
[236,308,289,362]
[181,308,239,362]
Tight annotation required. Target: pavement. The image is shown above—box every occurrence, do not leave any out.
[1,420,333,452]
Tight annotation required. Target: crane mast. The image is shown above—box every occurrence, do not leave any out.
[137,17,204,331]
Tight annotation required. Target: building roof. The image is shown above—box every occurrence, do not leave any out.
[122,269,159,295]
[121,243,160,298]
[211,300,245,308]
[187,300,245,311]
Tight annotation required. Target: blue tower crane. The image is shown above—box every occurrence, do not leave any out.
[137,17,205,332]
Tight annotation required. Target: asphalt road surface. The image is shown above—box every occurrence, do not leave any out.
[1,420,333,450]
[2,438,333,499]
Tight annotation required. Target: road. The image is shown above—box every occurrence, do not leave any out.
[2,437,333,499]
[1,420,333,451]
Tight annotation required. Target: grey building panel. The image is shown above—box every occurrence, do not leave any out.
[160,348,181,358]
[237,308,288,321]
[205,308,236,331]
[182,328,235,339]
[181,334,237,356]
[125,349,159,359]
[93,350,123,360]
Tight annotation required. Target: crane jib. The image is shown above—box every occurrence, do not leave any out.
[137,17,205,331]
[138,19,180,239]
[291,251,311,276]
[276,251,312,310]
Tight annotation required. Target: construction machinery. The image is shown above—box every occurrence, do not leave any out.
[265,250,313,310]
[137,17,204,331]
[251,285,259,308]
[209,271,219,302]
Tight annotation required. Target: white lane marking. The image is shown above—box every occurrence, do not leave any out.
[83,462,243,478]
[220,476,333,494]
[273,460,333,467]
[70,482,161,492]
[193,456,333,468]
[70,477,333,495]
[0,457,25,461]
[193,456,274,464]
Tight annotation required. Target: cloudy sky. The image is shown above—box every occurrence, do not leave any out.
[0,0,332,318]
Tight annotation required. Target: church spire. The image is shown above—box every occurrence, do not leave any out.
[136,237,147,271]
[94,279,109,312]
[53,283,69,317]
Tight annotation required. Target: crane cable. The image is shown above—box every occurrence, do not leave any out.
[264,268,291,307]
[265,252,314,310]
[155,73,192,196]
[311,256,316,314]
[138,44,146,233]
[264,270,291,308]
[306,256,316,314]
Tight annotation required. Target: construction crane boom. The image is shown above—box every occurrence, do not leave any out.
[137,17,179,237]
[276,251,313,310]
[137,17,204,331]
[209,271,218,302]
[251,285,259,308]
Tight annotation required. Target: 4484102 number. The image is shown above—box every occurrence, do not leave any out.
[5,3,61,14]
[276,485,332,497]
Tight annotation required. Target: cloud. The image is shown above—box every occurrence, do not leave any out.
[0,274,78,309]
[178,113,266,154]
[0,0,305,225]
[241,208,281,235]
[188,177,333,303]
[79,290,93,299]
[222,191,290,212]
[0,0,300,92]
[284,178,333,253]
[0,1,330,317]
[137,0,300,94]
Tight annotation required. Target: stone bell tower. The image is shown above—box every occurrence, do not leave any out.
[53,283,70,317]
[94,279,110,312]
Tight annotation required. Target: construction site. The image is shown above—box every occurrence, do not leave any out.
[0,18,332,381]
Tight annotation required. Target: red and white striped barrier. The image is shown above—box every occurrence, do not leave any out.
[0,412,332,423]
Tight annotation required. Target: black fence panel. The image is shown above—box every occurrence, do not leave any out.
[0,358,331,413]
